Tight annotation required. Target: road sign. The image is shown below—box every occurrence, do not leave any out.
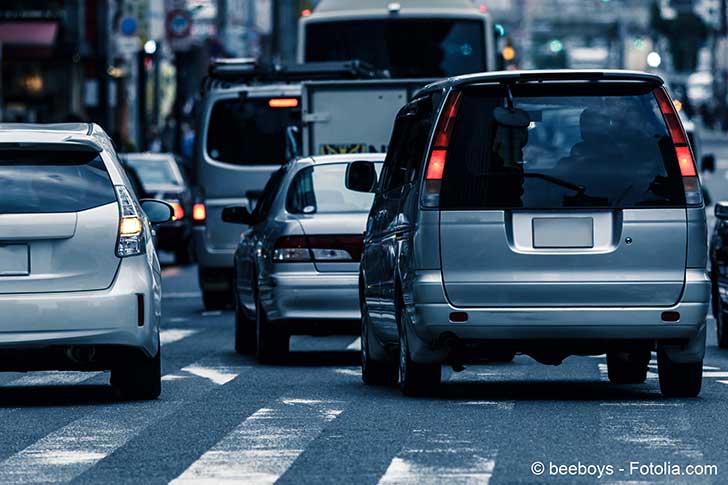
[120,16,138,36]
[166,9,192,39]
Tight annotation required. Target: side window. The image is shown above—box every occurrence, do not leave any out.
[253,167,287,220]
[287,168,315,213]
[379,96,435,193]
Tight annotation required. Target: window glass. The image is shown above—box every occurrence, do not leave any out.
[440,83,685,209]
[206,97,301,166]
[253,167,287,220]
[125,158,181,188]
[287,162,383,214]
[305,19,485,78]
[0,149,116,213]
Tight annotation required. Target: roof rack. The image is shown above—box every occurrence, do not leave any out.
[201,59,383,94]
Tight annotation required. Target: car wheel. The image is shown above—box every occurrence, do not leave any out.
[606,350,649,384]
[657,349,702,398]
[234,292,256,355]
[397,301,440,396]
[360,297,397,386]
[255,293,288,364]
[202,290,230,310]
[111,347,161,401]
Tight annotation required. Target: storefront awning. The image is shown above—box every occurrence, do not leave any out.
[0,21,58,46]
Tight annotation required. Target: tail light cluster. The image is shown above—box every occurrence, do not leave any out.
[654,88,702,206]
[115,185,145,257]
[273,235,364,263]
[192,203,207,225]
[168,200,185,221]
[422,91,462,207]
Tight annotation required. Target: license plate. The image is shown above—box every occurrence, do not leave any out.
[0,244,29,276]
[533,218,594,248]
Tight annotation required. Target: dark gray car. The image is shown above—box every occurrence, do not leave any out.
[348,70,709,397]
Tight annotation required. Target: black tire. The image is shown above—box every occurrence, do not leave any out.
[607,350,649,384]
[397,302,440,396]
[657,349,702,398]
[234,292,256,355]
[361,296,397,386]
[202,290,230,310]
[255,295,289,364]
[111,347,161,401]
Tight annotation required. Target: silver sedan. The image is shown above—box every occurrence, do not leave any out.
[223,154,383,363]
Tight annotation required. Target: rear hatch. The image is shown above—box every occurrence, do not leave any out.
[434,81,695,307]
[0,146,120,294]
[200,92,301,250]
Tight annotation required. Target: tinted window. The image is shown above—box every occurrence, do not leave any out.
[206,97,301,166]
[0,149,116,214]
[381,98,435,192]
[253,167,288,221]
[125,158,181,188]
[440,84,685,209]
[305,19,485,78]
[287,163,382,214]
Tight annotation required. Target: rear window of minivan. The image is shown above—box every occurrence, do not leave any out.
[439,83,685,209]
[0,148,116,214]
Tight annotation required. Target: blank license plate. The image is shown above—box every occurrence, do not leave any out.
[0,245,29,276]
[533,218,594,248]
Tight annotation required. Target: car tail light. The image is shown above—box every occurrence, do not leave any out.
[268,98,299,108]
[115,185,146,257]
[192,203,206,225]
[422,91,462,207]
[272,235,364,263]
[273,236,311,262]
[654,88,702,206]
[168,201,185,221]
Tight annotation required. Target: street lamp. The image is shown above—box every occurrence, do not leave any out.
[647,51,662,68]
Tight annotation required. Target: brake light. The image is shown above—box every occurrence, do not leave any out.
[272,235,363,263]
[115,186,146,257]
[193,203,206,224]
[422,91,462,207]
[169,201,185,221]
[268,98,299,108]
[654,88,701,206]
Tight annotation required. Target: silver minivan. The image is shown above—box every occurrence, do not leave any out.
[348,71,709,397]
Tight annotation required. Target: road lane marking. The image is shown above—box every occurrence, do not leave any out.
[171,397,345,484]
[346,337,361,351]
[702,371,728,378]
[180,364,240,386]
[201,311,222,317]
[160,328,198,345]
[333,368,361,377]
[164,292,202,299]
[379,430,496,485]
[0,356,248,482]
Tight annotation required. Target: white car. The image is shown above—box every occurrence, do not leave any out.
[0,123,173,400]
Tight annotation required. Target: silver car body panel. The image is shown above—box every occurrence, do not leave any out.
[234,154,383,327]
[0,123,162,357]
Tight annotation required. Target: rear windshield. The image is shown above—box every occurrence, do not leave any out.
[440,83,685,209]
[206,97,301,166]
[0,149,116,214]
[305,19,485,78]
[126,158,181,188]
[287,162,382,214]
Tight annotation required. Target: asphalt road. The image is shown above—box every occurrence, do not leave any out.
[0,262,726,484]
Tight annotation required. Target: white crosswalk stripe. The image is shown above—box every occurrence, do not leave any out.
[171,397,345,484]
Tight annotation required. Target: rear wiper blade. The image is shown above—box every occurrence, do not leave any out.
[524,172,585,195]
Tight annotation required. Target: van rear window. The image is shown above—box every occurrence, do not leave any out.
[439,83,686,209]
[0,148,116,214]
[206,97,301,166]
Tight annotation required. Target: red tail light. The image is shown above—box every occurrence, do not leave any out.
[192,203,207,225]
[268,98,299,108]
[422,91,462,207]
[169,201,185,221]
[654,88,702,206]
[272,235,363,263]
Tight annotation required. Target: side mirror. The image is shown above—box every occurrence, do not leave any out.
[222,205,254,225]
[346,161,377,193]
[141,200,174,224]
[715,202,728,220]
[702,153,716,173]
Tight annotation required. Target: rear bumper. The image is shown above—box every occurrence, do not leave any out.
[0,256,160,358]
[193,227,234,291]
[260,270,360,327]
[406,269,709,363]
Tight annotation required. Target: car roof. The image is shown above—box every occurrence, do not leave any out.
[414,69,664,98]
[313,0,478,14]
[122,152,178,163]
[307,153,385,165]
[0,123,108,152]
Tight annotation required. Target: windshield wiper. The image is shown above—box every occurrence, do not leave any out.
[524,172,585,196]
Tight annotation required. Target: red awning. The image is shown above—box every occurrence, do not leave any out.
[0,21,59,46]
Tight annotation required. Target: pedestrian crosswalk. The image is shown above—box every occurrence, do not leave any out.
[2,329,728,484]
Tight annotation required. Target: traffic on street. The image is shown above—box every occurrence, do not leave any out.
[2,0,728,483]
